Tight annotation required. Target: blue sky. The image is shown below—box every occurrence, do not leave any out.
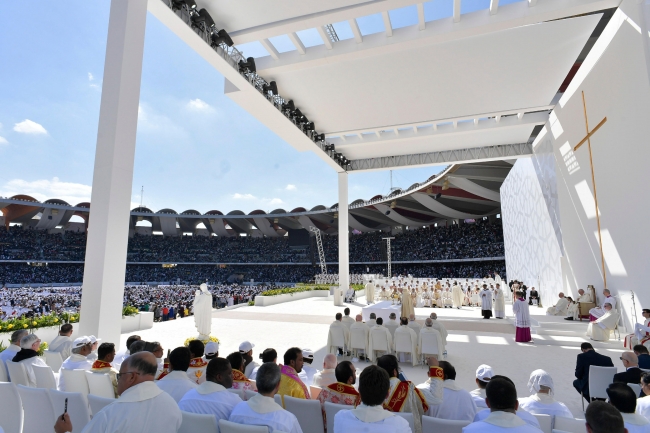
[0,1,523,215]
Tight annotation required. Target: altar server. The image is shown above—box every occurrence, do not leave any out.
[494,284,505,319]
[481,285,493,319]
[513,292,532,343]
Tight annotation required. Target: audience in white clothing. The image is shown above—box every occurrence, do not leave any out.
[470,364,494,409]
[0,329,27,380]
[12,333,47,387]
[607,383,650,433]
[312,354,338,388]
[155,347,198,403]
[518,369,572,419]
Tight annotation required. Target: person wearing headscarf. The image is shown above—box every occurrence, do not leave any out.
[518,369,572,418]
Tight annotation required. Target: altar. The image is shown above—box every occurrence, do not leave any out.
[361,300,402,322]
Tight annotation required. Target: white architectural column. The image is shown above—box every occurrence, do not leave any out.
[78,0,148,344]
[337,172,350,305]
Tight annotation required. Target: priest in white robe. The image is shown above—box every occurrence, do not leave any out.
[54,352,182,433]
[470,365,494,409]
[481,286,493,319]
[327,313,350,354]
[546,293,569,316]
[385,313,400,339]
[350,315,370,359]
[401,287,415,318]
[587,303,619,341]
[365,280,375,304]
[394,318,419,366]
[452,282,464,309]
[156,347,199,403]
[368,318,393,361]
[59,336,94,392]
[429,313,448,347]
[408,314,422,339]
[426,360,477,421]
[0,330,27,380]
[518,370,573,419]
[419,319,445,360]
[493,285,505,319]
[589,288,616,321]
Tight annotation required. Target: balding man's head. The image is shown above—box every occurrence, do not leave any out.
[578,289,585,295]
[425,318,433,327]
[409,314,415,321]
[323,354,338,369]
[604,289,611,296]
[621,351,638,367]
[118,352,157,395]
[558,292,565,298]
[430,313,438,320]
[355,314,362,322]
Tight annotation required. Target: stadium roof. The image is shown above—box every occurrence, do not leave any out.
[0,160,509,235]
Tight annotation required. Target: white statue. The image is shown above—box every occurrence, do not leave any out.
[193,283,213,340]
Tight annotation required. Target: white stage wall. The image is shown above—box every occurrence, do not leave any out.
[503,0,650,330]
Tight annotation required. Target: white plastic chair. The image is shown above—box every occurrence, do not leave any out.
[328,326,347,354]
[244,389,258,401]
[85,371,116,398]
[422,414,469,433]
[370,328,390,360]
[61,369,89,396]
[0,360,8,382]
[6,362,29,387]
[228,387,246,400]
[87,394,114,416]
[16,384,56,433]
[33,364,57,389]
[179,410,218,433]
[628,382,642,396]
[588,365,617,402]
[350,327,367,359]
[0,383,24,433]
[310,385,322,400]
[553,417,586,433]
[396,412,415,432]
[394,331,416,365]
[48,389,91,432]
[324,401,350,433]
[218,419,269,433]
[284,395,325,433]
[43,350,64,373]
[533,413,552,433]
[274,393,283,407]
[420,332,441,364]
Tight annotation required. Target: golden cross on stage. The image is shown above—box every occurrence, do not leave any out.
[573,91,608,289]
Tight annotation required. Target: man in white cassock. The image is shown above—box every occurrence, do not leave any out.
[419,319,445,360]
[463,376,542,433]
[494,285,505,319]
[394,317,419,366]
[546,293,569,316]
[368,318,393,361]
[59,336,94,391]
[385,313,399,339]
[589,288,616,320]
[0,330,27,380]
[481,285,493,319]
[178,357,243,425]
[365,280,375,304]
[452,282,464,309]
[193,283,213,340]
[54,352,182,433]
[350,315,370,359]
[229,363,302,433]
[429,313,448,347]
[518,370,572,419]
[470,365,494,409]
[628,309,650,349]
[156,347,198,403]
[327,313,350,354]
[427,360,477,421]
[566,289,591,320]
[408,314,422,338]
[401,287,415,318]
[586,303,619,341]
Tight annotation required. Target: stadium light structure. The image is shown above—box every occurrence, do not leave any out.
[262,81,278,95]
[238,57,256,74]
[211,29,234,47]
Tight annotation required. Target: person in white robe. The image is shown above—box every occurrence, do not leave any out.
[298,349,317,387]
[385,313,400,339]
[365,280,375,304]
[481,286,493,319]
[49,324,74,363]
[442,288,453,308]
[12,334,47,388]
[473,408,542,429]
[422,289,432,307]
[366,313,377,328]
[518,369,572,419]
[470,365,494,409]
[471,288,481,306]
[463,376,541,433]
[0,330,27,380]
[586,303,619,341]
[113,335,141,371]
[350,315,370,360]
[401,287,415,318]
[312,354,338,387]
[606,382,650,433]
[408,314,422,339]
[513,293,532,343]
[379,287,389,301]
[494,285,505,319]
[427,360,477,421]
[566,289,591,320]
[394,318,419,366]
[429,313,448,347]
[418,319,445,360]
[193,283,213,340]
[589,289,616,320]
[54,352,182,433]
[155,347,198,403]
[327,313,350,354]
[452,282,464,309]
[368,319,393,361]
[229,363,302,433]
[178,357,243,425]
[546,293,570,316]
[628,309,650,349]
[59,336,94,391]
[341,308,355,330]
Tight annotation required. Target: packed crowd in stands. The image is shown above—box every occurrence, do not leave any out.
[0,220,504,263]
[0,261,506,285]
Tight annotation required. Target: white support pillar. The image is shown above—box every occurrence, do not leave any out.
[337,172,349,305]
[78,0,148,344]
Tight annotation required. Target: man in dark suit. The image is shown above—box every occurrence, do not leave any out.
[613,351,642,384]
[634,344,650,369]
[573,342,614,401]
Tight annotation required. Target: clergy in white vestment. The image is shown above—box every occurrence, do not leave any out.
[494,285,506,319]
[312,354,338,387]
[429,313,448,346]
[589,289,617,320]
[327,313,350,354]
[513,293,532,343]
[365,280,375,304]
[422,289,432,307]
[49,323,74,363]
[53,352,182,433]
[385,313,400,338]
[366,313,377,328]
[113,335,141,370]
[452,282,464,309]
[12,334,47,388]
[586,303,619,341]
[401,287,415,318]
[628,309,650,349]
[606,383,650,433]
[156,347,199,403]
[473,408,542,429]
[518,370,572,419]
[481,285,493,319]
[350,315,370,359]
[418,318,445,359]
[193,283,213,340]
[333,365,410,433]
[415,356,445,410]
[394,317,419,366]
[59,336,94,392]
[178,357,243,425]
[408,314,422,338]
[427,360,477,421]
[229,363,303,433]
[341,308,355,330]
[0,330,27,380]
[367,319,393,361]
[462,376,542,433]
[546,293,570,316]
[470,365,494,409]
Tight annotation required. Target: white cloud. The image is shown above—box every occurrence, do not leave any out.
[232,193,256,200]
[88,72,94,81]
[187,99,212,112]
[0,136,7,145]
[13,119,47,135]
[0,177,92,204]
[285,184,297,191]
[268,198,284,205]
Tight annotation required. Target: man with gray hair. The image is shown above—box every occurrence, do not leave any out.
[59,336,94,391]
[429,313,448,347]
[12,333,47,387]
[418,318,445,360]
[229,362,303,433]
[0,329,28,380]
[312,354,338,387]
[385,312,399,339]
[408,314,422,339]
[54,352,182,433]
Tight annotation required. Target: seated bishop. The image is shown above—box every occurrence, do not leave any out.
[587,302,619,341]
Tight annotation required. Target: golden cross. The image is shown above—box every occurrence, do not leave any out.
[573,91,607,289]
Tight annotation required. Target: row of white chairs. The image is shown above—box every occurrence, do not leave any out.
[531,414,586,433]
[581,365,643,411]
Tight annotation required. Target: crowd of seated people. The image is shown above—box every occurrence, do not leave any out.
[0,219,504,264]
